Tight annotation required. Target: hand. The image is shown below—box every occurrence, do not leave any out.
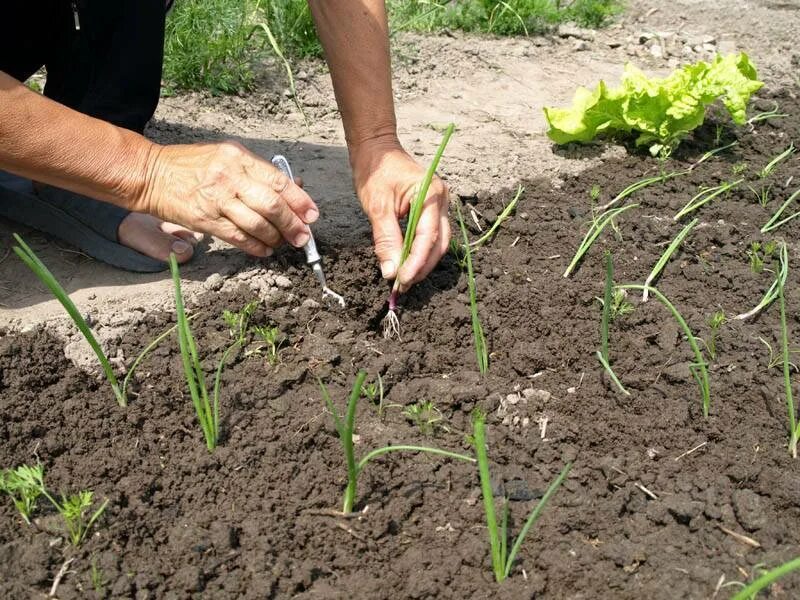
[137,141,318,257]
[351,140,450,292]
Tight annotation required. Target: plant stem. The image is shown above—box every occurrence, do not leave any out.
[12,234,125,407]
[455,203,489,374]
[563,204,638,277]
[600,251,613,361]
[619,284,710,416]
[730,557,800,600]
[341,371,367,514]
[469,185,523,249]
[643,218,698,301]
[779,283,799,458]
[357,446,475,472]
[473,413,504,582]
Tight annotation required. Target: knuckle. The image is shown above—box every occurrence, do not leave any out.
[271,171,291,193]
[218,141,244,159]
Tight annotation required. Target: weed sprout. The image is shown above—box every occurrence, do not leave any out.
[320,371,475,514]
[469,185,523,250]
[403,400,443,435]
[383,124,455,339]
[596,252,629,395]
[472,412,571,582]
[0,465,43,525]
[704,309,726,361]
[251,325,285,365]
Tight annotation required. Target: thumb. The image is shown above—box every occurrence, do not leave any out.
[370,213,404,280]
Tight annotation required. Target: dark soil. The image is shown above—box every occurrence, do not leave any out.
[2,90,800,599]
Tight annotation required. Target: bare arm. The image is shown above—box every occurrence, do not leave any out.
[309,1,450,288]
[0,71,317,256]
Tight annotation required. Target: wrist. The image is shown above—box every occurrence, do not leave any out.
[123,137,164,216]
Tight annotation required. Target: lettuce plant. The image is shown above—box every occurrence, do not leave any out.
[544,53,763,157]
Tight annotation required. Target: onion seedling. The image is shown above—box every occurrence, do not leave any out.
[761,186,800,233]
[169,254,219,450]
[472,411,572,582]
[746,103,789,127]
[778,277,800,458]
[383,124,455,339]
[674,179,743,221]
[643,218,698,301]
[469,185,523,249]
[729,556,800,600]
[735,241,788,321]
[455,203,489,374]
[12,234,125,407]
[597,252,629,395]
[748,143,796,207]
[320,371,475,514]
[563,204,638,278]
[618,284,711,417]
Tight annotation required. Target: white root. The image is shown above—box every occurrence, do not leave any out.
[382,310,401,340]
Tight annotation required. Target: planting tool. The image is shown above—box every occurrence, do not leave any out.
[270,155,346,308]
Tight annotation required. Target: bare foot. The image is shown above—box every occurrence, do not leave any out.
[117,213,204,263]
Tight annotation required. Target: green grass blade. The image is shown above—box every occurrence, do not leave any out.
[473,413,503,582]
[643,218,698,301]
[169,254,216,450]
[735,242,788,321]
[600,250,613,361]
[779,280,799,458]
[400,124,455,268]
[12,234,124,406]
[342,371,367,513]
[319,379,343,436]
[79,497,109,546]
[469,185,523,249]
[563,204,638,278]
[356,445,476,472]
[619,284,710,416]
[762,186,800,233]
[673,179,742,221]
[456,203,488,374]
[729,556,800,600]
[597,351,630,396]
[504,462,572,579]
[760,142,795,178]
[500,497,509,568]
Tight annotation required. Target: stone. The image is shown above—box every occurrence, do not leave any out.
[650,44,664,59]
[732,489,767,532]
[274,275,292,289]
[301,298,321,309]
[522,388,552,403]
[573,40,590,52]
[204,273,224,291]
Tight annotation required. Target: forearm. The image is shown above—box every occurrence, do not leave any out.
[309,0,400,157]
[0,71,155,210]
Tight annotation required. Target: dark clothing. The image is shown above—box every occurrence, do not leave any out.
[1,0,166,133]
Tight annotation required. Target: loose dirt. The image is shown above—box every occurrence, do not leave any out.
[2,1,800,598]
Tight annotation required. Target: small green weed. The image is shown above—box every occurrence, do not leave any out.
[251,325,286,365]
[403,400,444,435]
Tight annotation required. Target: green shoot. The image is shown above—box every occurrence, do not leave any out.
[472,411,571,582]
[748,183,772,207]
[746,103,789,126]
[674,179,743,220]
[758,142,796,179]
[643,218,698,301]
[455,203,489,373]
[1,464,108,546]
[90,558,108,596]
[758,335,800,372]
[12,234,125,407]
[732,162,747,175]
[778,277,800,458]
[735,241,788,321]
[403,400,443,435]
[748,242,765,273]
[597,252,629,395]
[563,204,638,277]
[0,465,44,524]
[618,284,711,417]
[223,300,259,345]
[704,309,726,361]
[469,185,523,249]
[729,556,800,600]
[761,186,800,233]
[589,184,601,201]
[252,325,285,365]
[321,371,475,514]
[169,254,219,450]
[362,374,396,419]
[597,288,634,321]
[384,124,455,339]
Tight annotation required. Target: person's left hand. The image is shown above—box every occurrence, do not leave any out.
[350,139,450,293]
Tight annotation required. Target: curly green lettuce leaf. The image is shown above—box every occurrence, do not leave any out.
[544,53,763,155]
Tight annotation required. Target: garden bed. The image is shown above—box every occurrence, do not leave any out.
[1,89,800,598]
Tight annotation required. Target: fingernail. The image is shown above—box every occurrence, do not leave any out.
[172,240,191,255]
[264,247,274,257]
[295,232,310,247]
[305,209,319,223]
[380,260,396,278]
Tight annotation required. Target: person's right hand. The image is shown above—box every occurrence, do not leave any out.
[135,141,318,257]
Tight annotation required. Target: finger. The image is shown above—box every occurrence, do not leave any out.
[396,193,441,289]
[160,222,205,245]
[244,161,319,224]
[210,218,272,257]
[367,195,404,279]
[408,196,451,286]
[236,179,311,248]
[221,201,283,248]
[294,176,304,189]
